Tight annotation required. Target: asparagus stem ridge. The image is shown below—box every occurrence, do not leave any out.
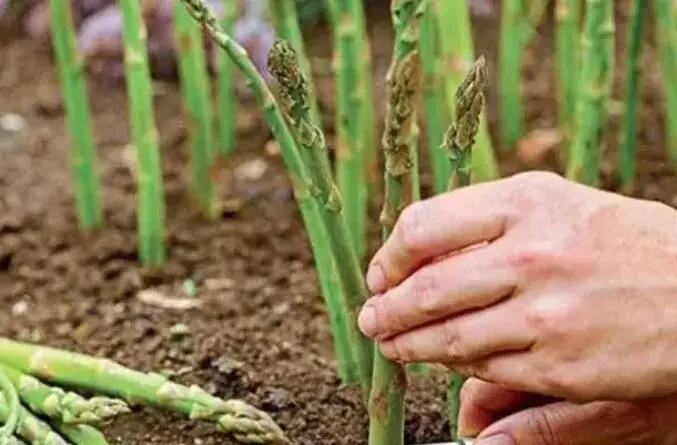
[0,367,19,441]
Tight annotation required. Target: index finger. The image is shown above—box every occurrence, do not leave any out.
[366,180,510,294]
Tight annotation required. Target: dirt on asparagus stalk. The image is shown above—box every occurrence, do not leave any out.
[0,338,290,445]
[441,56,488,441]
[0,365,129,426]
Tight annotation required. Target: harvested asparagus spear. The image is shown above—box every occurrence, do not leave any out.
[0,338,289,445]
[618,0,645,191]
[178,0,374,396]
[441,57,488,441]
[52,424,109,445]
[174,0,218,219]
[566,0,614,185]
[47,0,102,230]
[369,1,424,444]
[0,394,68,445]
[0,364,129,425]
[0,366,19,441]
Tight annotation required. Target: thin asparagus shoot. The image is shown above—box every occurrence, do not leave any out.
[267,39,360,384]
[435,0,497,181]
[0,394,68,445]
[0,367,18,441]
[441,56,488,440]
[48,0,102,229]
[216,0,237,157]
[119,0,166,264]
[174,0,218,219]
[0,364,130,426]
[566,0,614,185]
[618,0,645,191]
[369,1,424,444]
[652,0,677,166]
[0,338,289,445]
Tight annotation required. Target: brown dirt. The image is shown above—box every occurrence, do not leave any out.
[0,2,674,444]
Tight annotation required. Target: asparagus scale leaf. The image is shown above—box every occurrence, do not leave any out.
[0,368,19,441]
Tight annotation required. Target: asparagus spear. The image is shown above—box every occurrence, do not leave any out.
[325,0,369,263]
[174,0,218,219]
[268,39,378,391]
[0,394,68,445]
[119,0,166,264]
[47,0,102,230]
[0,364,129,425]
[499,0,523,150]
[52,424,109,445]
[0,338,290,445]
[215,0,237,157]
[435,0,497,181]
[566,0,614,185]
[178,0,375,396]
[441,57,488,441]
[555,0,582,157]
[652,0,677,166]
[618,0,645,191]
[0,367,19,441]
[369,2,424,444]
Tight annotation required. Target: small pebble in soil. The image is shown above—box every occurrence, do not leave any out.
[169,323,191,339]
[0,113,25,132]
[260,387,295,411]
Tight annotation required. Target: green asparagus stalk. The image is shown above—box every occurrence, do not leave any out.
[369,2,425,444]
[119,0,166,265]
[435,0,497,182]
[0,394,68,445]
[215,0,237,157]
[268,40,381,391]
[441,56,488,442]
[499,0,524,150]
[0,338,289,445]
[174,1,218,219]
[652,0,677,165]
[269,0,321,127]
[566,0,615,185]
[555,0,582,156]
[47,0,102,230]
[419,3,450,193]
[3,435,26,445]
[325,0,369,263]
[175,0,376,397]
[0,368,19,441]
[51,424,108,445]
[618,0,645,191]
[0,364,129,426]
[356,5,378,195]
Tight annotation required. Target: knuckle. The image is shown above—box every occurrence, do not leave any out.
[395,202,428,256]
[372,297,404,335]
[410,270,441,317]
[537,366,583,399]
[508,242,561,273]
[510,170,561,188]
[526,298,579,339]
[525,409,564,445]
[442,319,470,363]
[385,337,409,362]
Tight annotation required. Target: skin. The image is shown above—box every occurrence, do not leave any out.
[459,378,677,445]
[358,171,677,402]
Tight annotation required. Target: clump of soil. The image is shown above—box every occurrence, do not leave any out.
[0,1,674,444]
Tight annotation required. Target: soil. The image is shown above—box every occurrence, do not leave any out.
[0,1,673,444]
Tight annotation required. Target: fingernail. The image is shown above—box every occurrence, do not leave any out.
[358,304,378,338]
[366,262,386,294]
[476,434,514,445]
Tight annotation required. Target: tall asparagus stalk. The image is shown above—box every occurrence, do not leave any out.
[177,0,375,397]
[652,0,677,165]
[369,2,424,444]
[618,0,645,191]
[566,0,615,185]
[119,0,166,265]
[47,0,102,230]
[174,1,218,219]
[419,3,450,193]
[435,0,497,181]
[555,0,582,155]
[0,364,129,426]
[325,0,369,262]
[267,40,359,384]
[269,0,321,127]
[0,338,289,445]
[441,57,488,440]
[215,0,237,157]
[0,368,18,441]
[499,0,523,150]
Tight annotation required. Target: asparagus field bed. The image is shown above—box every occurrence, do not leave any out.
[0,1,674,443]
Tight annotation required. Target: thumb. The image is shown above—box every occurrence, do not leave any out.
[475,400,656,445]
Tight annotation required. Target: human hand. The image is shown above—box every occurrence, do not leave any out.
[459,378,677,445]
[358,171,677,401]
